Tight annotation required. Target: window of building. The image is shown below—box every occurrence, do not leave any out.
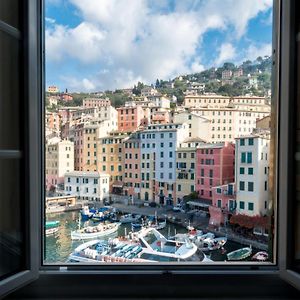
[248,182,254,192]
[239,181,245,191]
[248,202,254,211]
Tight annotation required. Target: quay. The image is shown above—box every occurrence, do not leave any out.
[46,195,82,214]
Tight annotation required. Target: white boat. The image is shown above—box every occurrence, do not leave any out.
[227,247,252,261]
[68,228,208,263]
[120,214,141,224]
[71,222,120,240]
[252,251,268,261]
[196,237,227,252]
[45,227,59,236]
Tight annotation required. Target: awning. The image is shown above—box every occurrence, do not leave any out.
[187,201,210,208]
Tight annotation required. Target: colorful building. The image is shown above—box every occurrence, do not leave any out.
[83,98,111,108]
[46,138,74,190]
[122,132,141,199]
[196,142,235,201]
[117,105,145,132]
[97,131,128,193]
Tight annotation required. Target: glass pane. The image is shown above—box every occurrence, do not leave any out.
[44,0,275,265]
[0,30,20,150]
[0,158,24,279]
[0,0,21,30]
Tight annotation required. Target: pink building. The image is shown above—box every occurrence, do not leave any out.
[151,111,170,124]
[60,93,73,102]
[196,142,235,201]
[122,132,141,198]
[117,106,145,132]
[209,183,236,226]
[83,98,111,108]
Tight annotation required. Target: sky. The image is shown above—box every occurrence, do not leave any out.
[45,0,273,93]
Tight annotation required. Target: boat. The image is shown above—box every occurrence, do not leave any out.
[196,237,227,252]
[252,251,268,261]
[71,222,121,240]
[227,247,252,261]
[80,206,96,221]
[45,220,60,235]
[91,207,111,222]
[120,214,141,224]
[147,213,167,230]
[68,228,208,263]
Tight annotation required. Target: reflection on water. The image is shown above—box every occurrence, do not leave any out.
[44,211,257,263]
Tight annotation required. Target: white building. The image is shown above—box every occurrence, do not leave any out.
[140,123,189,204]
[46,139,74,190]
[174,111,210,140]
[64,171,110,201]
[141,86,157,97]
[146,95,171,109]
[235,134,270,218]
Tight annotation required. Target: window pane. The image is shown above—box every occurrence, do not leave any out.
[0,30,20,150]
[0,159,24,279]
[44,0,275,265]
[0,0,20,29]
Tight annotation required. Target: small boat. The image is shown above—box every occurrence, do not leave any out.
[252,251,268,261]
[227,247,252,261]
[80,206,96,221]
[45,220,60,229]
[45,220,60,235]
[120,214,141,224]
[71,222,121,240]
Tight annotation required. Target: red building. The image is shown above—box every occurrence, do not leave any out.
[196,142,235,201]
[117,106,145,132]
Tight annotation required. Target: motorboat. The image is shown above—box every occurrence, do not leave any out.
[120,214,141,224]
[71,222,120,240]
[45,220,60,236]
[196,237,227,252]
[252,251,268,261]
[68,228,208,263]
[91,207,111,222]
[227,247,252,261]
[80,206,96,221]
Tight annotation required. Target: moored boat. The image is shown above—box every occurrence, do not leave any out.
[120,214,141,224]
[252,251,268,261]
[71,222,120,240]
[227,247,252,261]
[45,220,60,235]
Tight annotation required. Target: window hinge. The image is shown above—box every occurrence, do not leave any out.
[59,266,68,272]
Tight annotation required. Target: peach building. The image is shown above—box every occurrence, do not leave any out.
[122,132,141,198]
[83,98,111,108]
[117,106,145,132]
[196,142,235,201]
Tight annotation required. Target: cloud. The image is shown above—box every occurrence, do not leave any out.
[60,76,96,92]
[214,43,236,66]
[45,17,56,24]
[46,0,273,91]
[245,43,272,61]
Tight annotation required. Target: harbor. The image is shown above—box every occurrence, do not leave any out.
[44,204,269,264]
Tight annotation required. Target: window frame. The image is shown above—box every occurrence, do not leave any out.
[7,0,300,297]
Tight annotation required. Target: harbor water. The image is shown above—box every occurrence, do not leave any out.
[44,211,261,263]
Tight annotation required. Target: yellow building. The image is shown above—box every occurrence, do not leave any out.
[97,131,128,193]
[175,139,204,203]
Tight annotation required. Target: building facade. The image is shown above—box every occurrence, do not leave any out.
[196,142,235,201]
[64,171,109,201]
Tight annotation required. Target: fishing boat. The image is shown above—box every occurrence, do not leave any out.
[80,206,96,221]
[252,251,268,261]
[71,222,121,240]
[45,220,60,236]
[147,212,167,230]
[227,247,252,261]
[120,214,141,224]
[91,207,111,222]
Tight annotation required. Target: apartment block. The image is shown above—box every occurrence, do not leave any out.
[46,139,74,190]
[64,171,109,201]
[83,98,111,108]
[97,132,128,193]
[117,105,146,132]
[235,134,270,217]
[122,132,141,199]
[196,142,235,201]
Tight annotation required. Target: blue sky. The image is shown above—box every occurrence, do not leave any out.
[45,0,273,92]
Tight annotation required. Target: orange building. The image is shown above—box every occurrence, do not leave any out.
[117,106,145,132]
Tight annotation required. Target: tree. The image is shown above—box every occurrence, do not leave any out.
[155,79,160,88]
[132,81,144,96]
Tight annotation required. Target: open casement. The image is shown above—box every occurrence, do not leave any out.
[279,0,300,290]
[0,0,42,297]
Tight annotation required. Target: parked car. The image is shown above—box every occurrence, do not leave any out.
[149,202,157,207]
[173,204,182,212]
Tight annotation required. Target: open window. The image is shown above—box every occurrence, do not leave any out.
[0,1,41,298]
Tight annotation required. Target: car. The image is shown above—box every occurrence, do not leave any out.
[172,205,182,212]
[149,202,157,207]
